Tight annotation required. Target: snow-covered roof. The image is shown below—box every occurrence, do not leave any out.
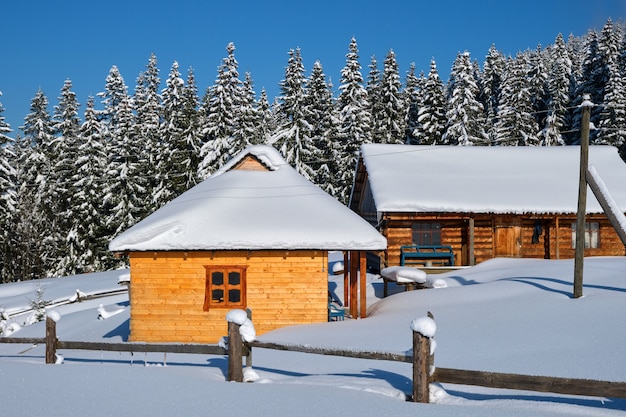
[360,144,626,215]
[109,145,386,252]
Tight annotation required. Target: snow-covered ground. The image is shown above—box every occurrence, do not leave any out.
[1,254,626,417]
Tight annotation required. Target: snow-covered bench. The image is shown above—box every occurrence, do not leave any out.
[380,266,446,297]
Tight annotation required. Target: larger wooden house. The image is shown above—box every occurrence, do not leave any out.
[350,144,626,268]
[109,145,386,344]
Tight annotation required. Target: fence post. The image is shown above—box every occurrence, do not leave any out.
[45,316,57,364]
[227,321,243,382]
[412,329,430,402]
[245,308,252,368]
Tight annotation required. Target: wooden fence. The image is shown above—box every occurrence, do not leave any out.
[2,314,626,403]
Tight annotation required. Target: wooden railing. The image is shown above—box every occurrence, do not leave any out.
[2,313,626,403]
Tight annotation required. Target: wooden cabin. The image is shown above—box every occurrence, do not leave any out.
[349,144,626,268]
[109,145,386,344]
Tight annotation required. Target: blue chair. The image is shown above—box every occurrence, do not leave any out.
[328,301,345,321]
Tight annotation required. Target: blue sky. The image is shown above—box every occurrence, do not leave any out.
[1,0,624,135]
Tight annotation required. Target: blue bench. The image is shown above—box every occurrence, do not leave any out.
[400,245,454,266]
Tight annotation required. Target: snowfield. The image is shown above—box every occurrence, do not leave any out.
[1,255,626,416]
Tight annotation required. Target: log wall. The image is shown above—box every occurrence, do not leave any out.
[381,213,626,267]
[128,250,328,344]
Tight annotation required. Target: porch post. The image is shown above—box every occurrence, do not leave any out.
[349,251,358,318]
[360,251,367,318]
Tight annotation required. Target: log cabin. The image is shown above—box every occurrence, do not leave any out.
[109,145,386,344]
[349,144,626,268]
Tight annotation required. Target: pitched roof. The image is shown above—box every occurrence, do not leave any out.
[357,144,626,215]
[109,145,386,252]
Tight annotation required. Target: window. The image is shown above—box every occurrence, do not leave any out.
[203,266,247,310]
[571,222,600,249]
[412,222,441,246]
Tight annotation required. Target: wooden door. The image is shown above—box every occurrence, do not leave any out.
[494,218,522,258]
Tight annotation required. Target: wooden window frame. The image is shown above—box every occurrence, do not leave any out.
[571,222,600,249]
[203,265,247,311]
[412,222,442,246]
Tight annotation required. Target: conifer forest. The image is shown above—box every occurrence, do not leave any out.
[0,19,625,282]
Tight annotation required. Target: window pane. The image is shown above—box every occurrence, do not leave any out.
[212,272,224,286]
[228,289,241,303]
[212,289,224,302]
[228,271,240,285]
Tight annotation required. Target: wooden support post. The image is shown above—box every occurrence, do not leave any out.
[45,317,57,364]
[574,96,591,299]
[343,251,349,309]
[349,251,358,318]
[227,321,243,382]
[412,328,431,403]
[468,217,475,266]
[359,251,367,319]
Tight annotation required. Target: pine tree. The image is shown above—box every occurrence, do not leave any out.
[51,79,82,276]
[271,48,315,179]
[376,49,405,144]
[305,60,338,194]
[596,19,626,147]
[100,66,146,245]
[253,88,275,145]
[180,67,202,188]
[15,89,55,278]
[572,29,603,143]
[336,37,371,203]
[404,63,422,145]
[366,55,384,142]
[494,53,540,146]
[0,92,17,282]
[233,72,260,152]
[415,59,447,145]
[71,96,109,272]
[198,42,243,178]
[134,53,162,203]
[155,60,186,206]
[539,34,571,146]
[481,45,506,140]
[443,52,486,145]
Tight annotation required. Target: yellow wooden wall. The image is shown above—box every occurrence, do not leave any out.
[128,250,328,344]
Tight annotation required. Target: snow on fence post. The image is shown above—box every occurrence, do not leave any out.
[45,316,57,364]
[410,314,436,403]
[226,309,257,382]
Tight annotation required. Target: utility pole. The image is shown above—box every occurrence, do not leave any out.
[573,95,592,299]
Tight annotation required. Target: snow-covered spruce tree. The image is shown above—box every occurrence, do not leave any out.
[403,63,422,145]
[51,79,83,276]
[15,89,56,279]
[442,51,486,146]
[133,53,162,206]
[494,53,540,146]
[539,34,571,146]
[233,72,261,151]
[271,48,316,180]
[481,45,506,140]
[155,60,187,207]
[415,59,447,145]
[335,37,371,204]
[198,42,243,179]
[366,55,384,142]
[0,92,17,282]
[100,66,148,248]
[304,60,338,195]
[375,49,406,144]
[253,88,276,145]
[70,96,109,272]
[596,19,626,148]
[571,29,603,144]
[180,67,202,187]
[527,46,550,137]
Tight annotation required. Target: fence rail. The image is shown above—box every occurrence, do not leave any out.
[2,313,626,403]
